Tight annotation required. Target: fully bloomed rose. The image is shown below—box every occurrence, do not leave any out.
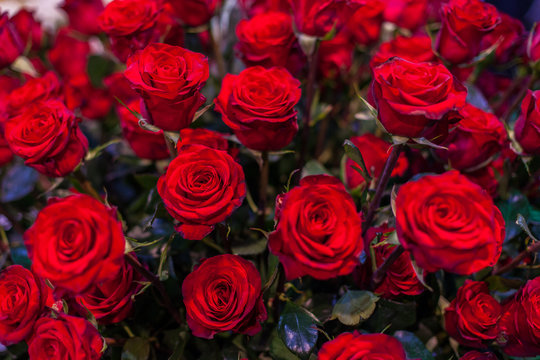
[124,43,209,131]
[0,13,24,69]
[395,171,505,275]
[461,351,498,360]
[0,265,50,345]
[168,0,222,27]
[7,72,62,117]
[346,0,384,46]
[268,175,363,280]
[514,90,540,155]
[48,28,90,79]
[158,144,246,240]
[383,0,428,30]
[318,332,407,360]
[289,0,359,38]
[436,103,508,171]
[215,66,301,151]
[4,100,88,177]
[371,34,439,69]
[182,254,267,339]
[345,134,408,190]
[24,194,125,294]
[480,12,525,64]
[27,314,103,360]
[371,58,467,139]
[445,280,501,348]
[61,0,105,35]
[436,0,500,65]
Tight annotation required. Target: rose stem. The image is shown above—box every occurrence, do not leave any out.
[125,253,184,326]
[298,43,320,169]
[492,75,527,114]
[272,263,286,321]
[362,144,404,237]
[257,151,270,228]
[501,71,538,126]
[208,23,226,80]
[371,245,404,288]
[492,238,540,276]
[73,168,104,203]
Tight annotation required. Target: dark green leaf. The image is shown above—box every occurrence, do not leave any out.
[498,192,530,241]
[87,55,115,87]
[301,160,331,178]
[331,290,379,326]
[278,302,319,359]
[121,337,150,360]
[393,331,434,360]
[364,299,417,333]
[270,330,301,360]
[343,140,371,183]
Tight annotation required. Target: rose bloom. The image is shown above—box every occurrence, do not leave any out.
[4,100,88,178]
[460,351,498,360]
[24,194,125,294]
[7,72,62,117]
[48,27,90,79]
[27,314,103,360]
[346,0,384,46]
[238,0,290,17]
[124,43,209,131]
[317,30,354,79]
[117,98,169,160]
[371,58,467,139]
[480,12,525,64]
[436,0,500,65]
[0,12,24,70]
[0,265,50,345]
[345,133,408,190]
[383,0,428,30]
[528,24,540,63]
[182,254,267,339]
[64,73,113,120]
[371,34,439,69]
[436,103,508,171]
[104,72,139,103]
[515,90,540,155]
[268,175,363,280]
[61,0,104,36]
[464,158,504,198]
[11,9,42,51]
[177,128,236,158]
[158,144,246,240]
[168,0,222,27]
[445,280,501,348]
[395,171,505,275]
[497,276,540,356]
[318,332,407,360]
[215,66,301,151]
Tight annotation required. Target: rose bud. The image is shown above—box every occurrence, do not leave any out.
[215,66,301,151]
[371,57,467,139]
[383,0,429,31]
[515,90,540,155]
[461,352,498,360]
[76,258,143,325]
[27,314,103,360]
[0,12,24,70]
[370,34,439,69]
[124,43,209,131]
[168,0,223,28]
[182,254,267,338]
[395,171,505,275]
[436,0,500,65]
[177,128,236,158]
[11,9,42,51]
[61,0,105,36]
[318,332,407,360]
[158,144,246,240]
[98,0,163,62]
[527,23,540,64]
[24,194,125,294]
[435,103,508,171]
[5,100,88,177]
[345,134,408,191]
[7,72,62,118]
[346,0,384,47]
[480,13,525,64]
[317,29,354,79]
[48,28,90,79]
[268,175,363,280]
[0,265,50,345]
[117,98,169,160]
[445,280,501,348]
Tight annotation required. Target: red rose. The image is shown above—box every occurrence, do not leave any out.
[515,90,540,155]
[104,72,139,103]
[76,257,142,325]
[346,0,384,46]
[7,72,62,117]
[0,265,49,345]
[445,280,501,348]
[215,66,301,151]
[480,13,525,64]
[436,0,500,65]
[318,30,354,79]
[460,351,498,360]
[61,0,105,36]
[528,23,540,64]
[48,28,90,79]
[11,9,42,51]
[383,0,428,30]
[182,254,267,339]
[177,128,236,157]
[124,43,209,131]
[371,34,439,69]
[24,194,125,294]
[464,159,504,198]
[27,314,103,360]
[117,98,169,160]
[168,0,222,27]
[5,100,88,177]
[345,133,408,190]
[435,103,508,171]
[155,3,185,47]
[371,57,467,139]
[64,74,113,120]
[0,13,24,70]
[395,171,505,275]
[238,0,290,17]
[268,175,363,280]
[99,0,162,61]
[318,332,407,360]
[157,144,246,240]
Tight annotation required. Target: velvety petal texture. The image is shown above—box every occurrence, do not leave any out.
[318,331,407,360]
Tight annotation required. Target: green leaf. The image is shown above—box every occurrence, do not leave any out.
[393,331,434,360]
[331,290,379,326]
[301,160,331,178]
[411,137,448,150]
[85,139,121,161]
[167,331,189,360]
[516,214,539,242]
[363,299,417,333]
[498,192,530,241]
[87,55,115,87]
[232,237,268,255]
[270,330,301,360]
[343,140,372,183]
[122,337,150,360]
[278,302,319,359]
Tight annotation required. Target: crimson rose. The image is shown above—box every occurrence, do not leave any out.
[461,351,498,360]
[371,34,439,69]
[318,332,407,360]
[0,13,24,70]
[61,0,104,35]
[383,0,428,30]
[48,28,90,79]
[7,72,62,117]
[289,0,359,38]
[11,9,42,51]
[177,128,236,158]
[514,90,540,155]
[168,0,222,27]
[346,0,384,46]
[480,12,525,64]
